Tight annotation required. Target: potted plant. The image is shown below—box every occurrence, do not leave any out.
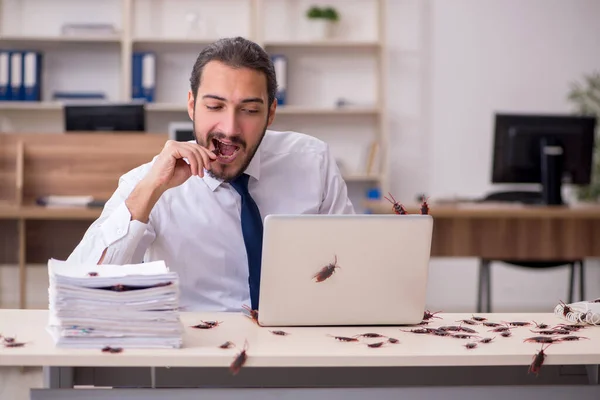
[306,5,339,40]
[567,71,600,202]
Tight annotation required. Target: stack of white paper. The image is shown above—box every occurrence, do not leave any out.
[46,258,183,349]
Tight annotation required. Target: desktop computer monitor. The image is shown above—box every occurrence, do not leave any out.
[491,113,596,205]
[64,103,145,132]
[168,122,195,142]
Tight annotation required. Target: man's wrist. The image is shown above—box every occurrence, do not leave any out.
[125,178,163,223]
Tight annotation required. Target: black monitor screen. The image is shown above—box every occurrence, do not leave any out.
[64,104,146,132]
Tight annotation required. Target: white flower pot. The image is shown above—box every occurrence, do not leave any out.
[307,19,333,41]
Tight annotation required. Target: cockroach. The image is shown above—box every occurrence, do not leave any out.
[219,341,235,349]
[529,344,551,377]
[423,310,442,320]
[200,320,222,327]
[3,336,15,344]
[400,328,432,334]
[101,346,123,353]
[523,336,561,344]
[504,321,531,327]
[471,315,487,322]
[483,322,502,327]
[558,300,573,317]
[456,319,478,326]
[420,196,430,215]
[464,342,477,349]
[388,337,399,344]
[4,341,26,348]
[87,272,98,277]
[432,330,452,337]
[459,326,478,334]
[529,329,561,335]
[354,333,386,338]
[500,331,512,337]
[270,330,289,336]
[190,323,215,329]
[312,255,341,283]
[489,326,512,333]
[242,304,259,325]
[533,321,549,329]
[328,335,359,342]
[384,192,408,215]
[367,341,386,348]
[452,333,480,339]
[418,320,431,325]
[229,340,249,376]
[554,324,585,331]
[593,298,600,303]
[559,335,589,341]
[480,337,495,343]
[439,326,462,332]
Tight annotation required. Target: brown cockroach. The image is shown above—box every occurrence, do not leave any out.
[464,342,478,349]
[384,192,408,215]
[554,324,585,331]
[400,328,432,334]
[312,255,341,283]
[101,346,123,353]
[87,272,98,277]
[270,330,289,336]
[328,335,359,342]
[367,341,386,348]
[483,322,503,327]
[388,337,399,344]
[229,340,249,376]
[558,300,573,317]
[432,330,452,337]
[242,304,259,325]
[456,319,478,326]
[529,344,551,376]
[523,336,561,344]
[480,337,495,343]
[471,315,487,322]
[452,333,480,339]
[354,333,386,338]
[559,335,589,342]
[3,336,15,344]
[201,320,222,327]
[219,341,235,349]
[420,196,430,215]
[503,321,531,327]
[459,326,478,334]
[418,320,431,325]
[190,323,215,329]
[4,341,26,348]
[423,310,442,320]
[533,321,549,329]
[439,326,462,332]
[529,329,561,335]
[500,331,512,337]
[488,326,513,333]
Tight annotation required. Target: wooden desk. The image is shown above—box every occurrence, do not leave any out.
[1,310,599,399]
[365,201,600,260]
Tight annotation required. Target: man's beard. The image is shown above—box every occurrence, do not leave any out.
[192,113,269,182]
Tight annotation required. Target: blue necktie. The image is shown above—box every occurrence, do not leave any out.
[230,173,263,310]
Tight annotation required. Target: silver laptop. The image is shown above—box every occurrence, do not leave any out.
[257,214,433,326]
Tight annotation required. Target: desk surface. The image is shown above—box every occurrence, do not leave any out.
[365,201,600,218]
[1,310,599,368]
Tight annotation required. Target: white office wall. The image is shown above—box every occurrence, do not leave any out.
[416,0,600,312]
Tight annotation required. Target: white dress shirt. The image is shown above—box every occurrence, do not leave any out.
[67,129,355,312]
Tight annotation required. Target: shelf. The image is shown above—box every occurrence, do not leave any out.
[132,37,218,45]
[0,101,62,111]
[144,103,380,115]
[263,40,381,50]
[0,35,122,46]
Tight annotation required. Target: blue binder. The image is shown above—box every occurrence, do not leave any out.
[0,51,10,101]
[132,52,155,102]
[9,51,24,101]
[23,51,42,101]
[271,54,287,105]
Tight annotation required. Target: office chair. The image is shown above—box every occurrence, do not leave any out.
[476,191,586,312]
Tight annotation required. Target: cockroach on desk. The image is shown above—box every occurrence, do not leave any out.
[384,192,408,215]
[529,344,551,377]
[230,340,249,376]
[423,310,442,321]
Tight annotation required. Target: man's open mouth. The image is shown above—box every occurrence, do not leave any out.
[212,138,241,162]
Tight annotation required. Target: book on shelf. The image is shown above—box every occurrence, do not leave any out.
[0,50,42,102]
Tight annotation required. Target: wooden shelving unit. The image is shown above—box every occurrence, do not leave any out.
[0,0,389,194]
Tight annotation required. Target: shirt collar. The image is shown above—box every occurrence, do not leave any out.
[202,143,261,191]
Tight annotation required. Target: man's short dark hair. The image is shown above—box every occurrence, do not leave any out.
[190,36,277,107]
